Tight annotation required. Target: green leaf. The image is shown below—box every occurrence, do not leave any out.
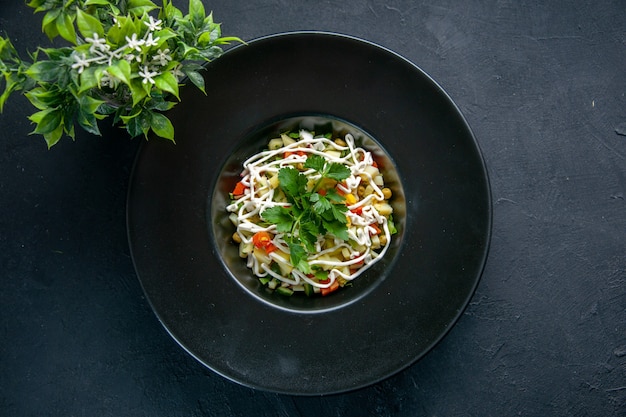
[329,203,348,223]
[0,36,16,61]
[119,106,142,124]
[182,69,205,93]
[0,79,19,112]
[106,15,135,46]
[153,28,178,45]
[299,219,321,252]
[55,12,77,45]
[213,36,244,46]
[288,241,311,274]
[125,115,146,137]
[78,66,99,93]
[76,8,105,39]
[26,0,46,9]
[41,9,61,39]
[278,167,307,200]
[25,60,63,83]
[323,220,349,241]
[127,0,158,16]
[198,45,223,61]
[77,111,101,135]
[310,193,332,215]
[304,154,325,172]
[160,0,183,21]
[189,0,206,27]
[178,42,200,59]
[97,103,118,115]
[146,97,176,111]
[106,60,132,86]
[261,206,294,233]
[122,108,150,137]
[205,10,215,25]
[29,108,63,135]
[40,46,73,61]
[197,26,221,45]
[78,94,105,114]
[129,79,148,106]
[25,87,62,110]
[150,112,174,141]
[43,123,64,148]
[43,18,60,40]
[326,162,351,181]
[154,71,179,100]
[85,0,114,5]
[325,188,345,203]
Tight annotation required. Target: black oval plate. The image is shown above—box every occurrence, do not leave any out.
[127,32,491,395]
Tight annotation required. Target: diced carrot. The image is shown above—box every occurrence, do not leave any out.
[264,242,277,254]
[283,150,306,158]
[251,231,277,253]
[350,206,363,215]
[232,181,247,196]
[369,223,381,235]
[252,231,273,249]
[320,280,340,296]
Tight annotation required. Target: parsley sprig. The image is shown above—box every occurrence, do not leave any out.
[261,154,352,273]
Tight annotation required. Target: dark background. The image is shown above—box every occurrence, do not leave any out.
[1,1,625,416]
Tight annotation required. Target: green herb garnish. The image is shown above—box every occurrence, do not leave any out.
[261,154,351,273]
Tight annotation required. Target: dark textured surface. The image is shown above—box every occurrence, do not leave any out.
[1,0,625,415]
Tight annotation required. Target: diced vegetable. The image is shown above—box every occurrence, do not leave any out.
[267,278,279,290]
[253,247,271,265]
[320,280,340,296]
[252,231,277,253]
[268,175,280,189]
[324,150,341,159]
[276,286,294,296]
[281,133,296,146]
[268,138,284,150]
[304,283,314,296]
[373,202,393,216]
[232,181,247,196]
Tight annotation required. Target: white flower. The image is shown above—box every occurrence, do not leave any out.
[124,53,136,62]
[172,64,185,81]
[143,16,163,32]
[152,48,172,66]
[71,53,89,74]
[99,70,114,88]
[139,65,159,84]
[125,33,145,52]
[144,32,160,47]
[86,33,109,54]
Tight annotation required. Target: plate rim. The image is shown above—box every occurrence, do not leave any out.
[126,30,493,395]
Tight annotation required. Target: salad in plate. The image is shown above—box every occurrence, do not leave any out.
[226,130,397,296]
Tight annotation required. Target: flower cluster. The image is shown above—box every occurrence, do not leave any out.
[71,15,174,89]
[0,0,242,148]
